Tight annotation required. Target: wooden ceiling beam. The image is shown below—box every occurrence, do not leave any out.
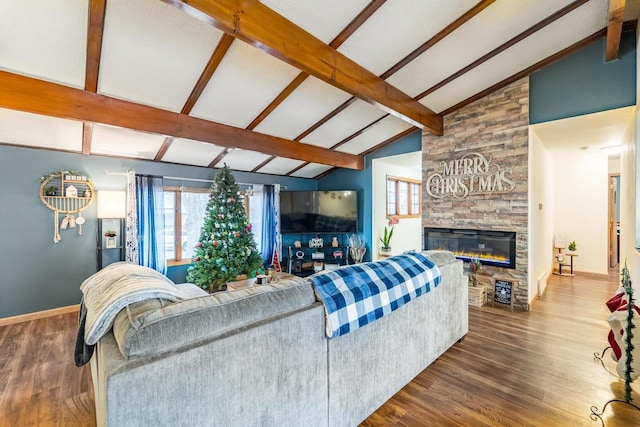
[83,0,107,155]
[606,0,626,61]
[380,0,496,79]
[0,70,363,170]
[82,123,93,155]
[161,0,442,135]
[292,0,489,162]
[85,0,107,92]
[416,0,590,100]
[288,1,488,174]
[182,33,235,115]
[159,33,235,163]
[440,28,608,116]
[246,0,386,131]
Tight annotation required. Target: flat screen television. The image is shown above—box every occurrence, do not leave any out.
[280,190,358,234]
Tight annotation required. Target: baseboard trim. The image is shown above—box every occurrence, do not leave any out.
[574,271,612,281]
[0,304,79,327]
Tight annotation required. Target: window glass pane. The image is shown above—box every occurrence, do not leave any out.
[181,192,209,260]
[398,181,409,215]
[411,183,420,214]
[163,192,176,260]
[387,180,396,215]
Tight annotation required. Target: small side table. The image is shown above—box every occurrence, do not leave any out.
[554,252,578,276]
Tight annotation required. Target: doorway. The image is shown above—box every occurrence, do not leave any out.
[609,174,620,268]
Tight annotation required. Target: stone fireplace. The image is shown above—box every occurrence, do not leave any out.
[422,78,530,307]
[424,227,516,269]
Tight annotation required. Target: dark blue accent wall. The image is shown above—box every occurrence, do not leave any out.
[0,144,315,318]
[530,31,636,124]
[317,130,422,260]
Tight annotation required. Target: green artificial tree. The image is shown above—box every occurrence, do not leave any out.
[187,165,263,291]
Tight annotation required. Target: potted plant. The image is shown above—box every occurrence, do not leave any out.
[44,186,57,196]
[379,216,399,254]
[568,241,577,252]
[105,230,117,248]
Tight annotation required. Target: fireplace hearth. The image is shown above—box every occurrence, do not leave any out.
[424,227,516,269]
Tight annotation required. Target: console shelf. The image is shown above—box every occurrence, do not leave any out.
[287,245,350,276]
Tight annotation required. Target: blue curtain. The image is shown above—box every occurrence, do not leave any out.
[261,185,276,266]
[135,175,166,274]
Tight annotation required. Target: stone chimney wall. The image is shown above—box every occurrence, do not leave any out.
[422,77,530,307]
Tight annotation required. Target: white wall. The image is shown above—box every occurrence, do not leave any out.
[372,153,422,259]
[552,150,609,275]
[528,127,554,298]
[609,157,621,174]
[618,24,639,291]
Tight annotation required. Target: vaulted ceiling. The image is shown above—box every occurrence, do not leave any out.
[0,0,638,178]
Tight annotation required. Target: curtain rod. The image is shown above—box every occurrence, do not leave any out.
[106,171,286,188]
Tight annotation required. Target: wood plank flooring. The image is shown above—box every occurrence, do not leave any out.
[1,270,639,426]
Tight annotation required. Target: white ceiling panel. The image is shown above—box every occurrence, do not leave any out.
[0,0,87,87]
[257,157,306,175]
[215,149,271,172]
[386,0,575,98]
[161,138,225,167]
[301,100,387,148]
[0,108,82,151]
[290,163,332,178]
[91,124,165,159]
[190,43,300,128]
[99,0,222,112]
[253,77,353,140]
[259,0,371,44]
[421,0,608,114]
[337,116,414,155]
[338,0,477,76]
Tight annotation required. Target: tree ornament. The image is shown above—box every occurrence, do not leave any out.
[195,256,201,262]
[218,214,224,220]
[197,242,203,248]
[235,232,241,237]
[213,241,218,246]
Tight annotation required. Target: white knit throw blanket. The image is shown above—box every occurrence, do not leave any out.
[80,262,182,345]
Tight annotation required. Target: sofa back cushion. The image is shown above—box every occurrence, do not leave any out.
[112,276,315,359]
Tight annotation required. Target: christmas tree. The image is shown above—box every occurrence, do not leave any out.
[187,165,263,291]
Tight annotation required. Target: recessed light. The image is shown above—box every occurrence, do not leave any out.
[580,146,590,150]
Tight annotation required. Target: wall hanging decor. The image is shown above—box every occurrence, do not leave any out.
[39,170,94,243]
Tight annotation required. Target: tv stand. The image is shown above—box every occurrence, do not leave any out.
[287,245,350,277]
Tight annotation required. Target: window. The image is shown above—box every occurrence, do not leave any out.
[164,186,256,265]
[386,176,421,218]
[164,187,210,266]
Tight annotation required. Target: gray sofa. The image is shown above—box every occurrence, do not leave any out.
[90,250,467,426]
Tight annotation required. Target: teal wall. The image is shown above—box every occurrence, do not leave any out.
[317,130,422,261]
[0,144,315,318]
[530,31,636,124]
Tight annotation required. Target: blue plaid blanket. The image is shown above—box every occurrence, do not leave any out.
[309,252,441,338]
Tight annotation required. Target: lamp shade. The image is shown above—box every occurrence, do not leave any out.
[97,190,126,218]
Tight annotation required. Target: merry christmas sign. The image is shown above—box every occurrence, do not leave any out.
[425,152,515,199]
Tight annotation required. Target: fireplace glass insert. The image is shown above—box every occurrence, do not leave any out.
[424,227,516,269]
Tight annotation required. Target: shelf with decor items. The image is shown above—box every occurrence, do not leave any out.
[287,244,351,277]
[38,170,94,243]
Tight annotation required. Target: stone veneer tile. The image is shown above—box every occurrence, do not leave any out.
[422,77,530,307]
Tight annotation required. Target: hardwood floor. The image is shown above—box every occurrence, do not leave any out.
[1,270,639,426]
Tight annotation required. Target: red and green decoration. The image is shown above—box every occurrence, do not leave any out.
[186,165,263,291]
